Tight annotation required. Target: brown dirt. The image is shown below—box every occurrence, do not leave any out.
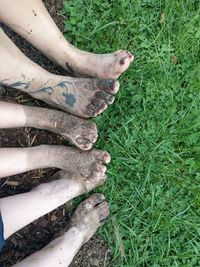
[0,1,111,266]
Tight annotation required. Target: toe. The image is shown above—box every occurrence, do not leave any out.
[95,201,110,224]
[87,193,106,207]
[84,122,98,143]
[86,174,107,191]
[92,150,111,164]
[96,79,120,94]
[126,51,134,62]
[75,137,93,150]
[113,50,133,78]
[86,99,107,117]
[92,162,107,176]
[95,91,115,104]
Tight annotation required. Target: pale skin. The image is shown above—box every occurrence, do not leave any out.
[0,144,110,179]
[0,27,120,118]
[0,101,98,150]
[0,168,109,266]
[0,0,133,79]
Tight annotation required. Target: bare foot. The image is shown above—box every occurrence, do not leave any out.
[70,194,110,243]
[25,107,98,150]
[54,147,111,178]
[30,77,119,118]
[63,46,134,79]
[53,170,107,195]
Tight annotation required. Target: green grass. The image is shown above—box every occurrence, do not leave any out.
[62,0,200,266]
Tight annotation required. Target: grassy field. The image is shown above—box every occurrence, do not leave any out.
[62,1,200,266]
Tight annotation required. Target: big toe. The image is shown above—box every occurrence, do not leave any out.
[95,201,110,225]
[86,193,106,208]
[113,50,134,78]
[96,79,120,95]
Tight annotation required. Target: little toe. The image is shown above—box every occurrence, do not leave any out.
[113,50,133,77]
[83,122,98,143]
[95,201,110,224]
[92,150,111,164]
[75,137,93,150]
[96,79,120,94]
[95,91,115,104]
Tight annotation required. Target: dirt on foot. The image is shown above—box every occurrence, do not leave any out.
[0,1,111,266]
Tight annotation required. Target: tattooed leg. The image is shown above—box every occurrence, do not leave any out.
[9,194,109,267]
[0,101,97,150]
[0,0,133,79]
[0,169,107,239]
[0,28,119,118]
[0,145,110,179]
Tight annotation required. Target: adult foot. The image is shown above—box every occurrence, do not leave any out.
[25,107,98,150]
[54,147,111,178]
[62,46,134,79]
[70,193,110,243]
[30,77,120,118]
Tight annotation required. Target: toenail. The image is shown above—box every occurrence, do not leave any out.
[120,59,125,65]
[100,102,107,109]
[95,91,114,104]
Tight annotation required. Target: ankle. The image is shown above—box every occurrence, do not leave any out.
[63,227,84,246]
[26,145,58,170]
[24,105,55,130]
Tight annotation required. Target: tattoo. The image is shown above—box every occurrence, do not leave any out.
[56,81,70,89]
[63,93,76,107]
[31,80,77,108]
[0,80,30,89]
[30,86,53,95]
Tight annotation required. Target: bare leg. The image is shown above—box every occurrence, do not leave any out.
[0,101,97,150]
[0,0,133,79]
[11,194,109,267]
[0,145,110,178]
[0,170,106,239]
[0,27,119,118]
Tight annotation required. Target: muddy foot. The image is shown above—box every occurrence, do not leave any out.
[65,47,134,79]
[55,148,110,179]
[70,194,110,243]
[54,169,107,195]
[25,107,98,150]
[45,114,98,150]
[30,77,119,118]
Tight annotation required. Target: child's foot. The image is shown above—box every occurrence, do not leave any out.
[53,170,107,195]
[54,147,110,178]
[70,193,110,243]
[30,77,119,118]
[62,46,134,79]
[26,107,98,150]
[47,114,98,150]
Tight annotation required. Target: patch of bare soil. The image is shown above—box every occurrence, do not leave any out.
[0,1,111,266]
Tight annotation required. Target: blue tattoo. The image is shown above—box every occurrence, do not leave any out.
[63,93,76,107]
[56,81,69,89]
[30,87,53,95]
[0,80,29,89]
